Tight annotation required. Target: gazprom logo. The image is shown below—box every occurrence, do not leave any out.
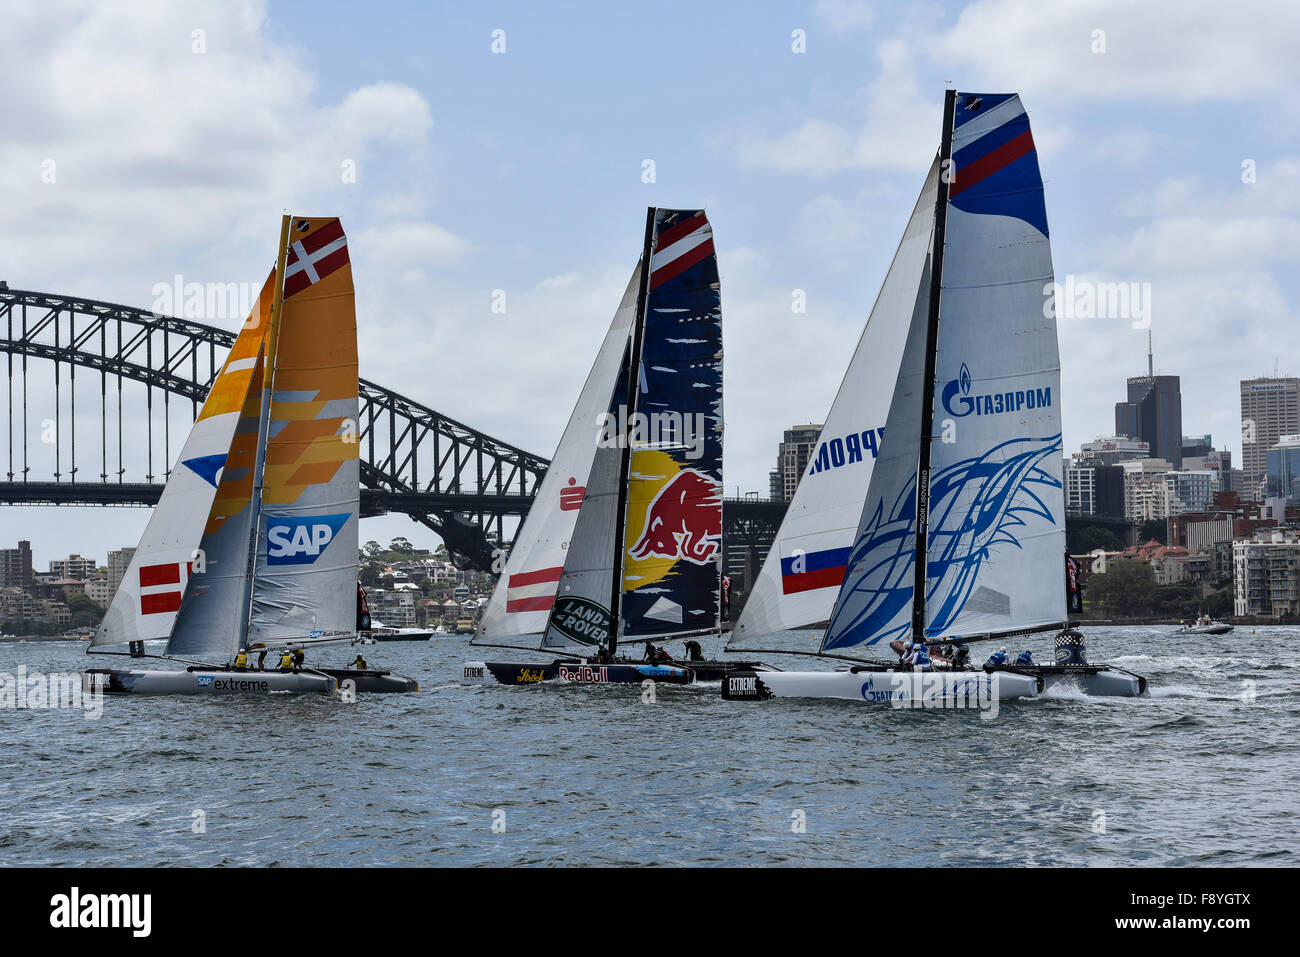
[266,513,351,565]
[941,362,1051,418]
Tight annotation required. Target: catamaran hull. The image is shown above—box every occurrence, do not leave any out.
[86,668,337,696]
[462,660,694,686]
[721,668,1040,703]
[319,668,419,693]
[679,660,776,682]
[1025,666,1147,697]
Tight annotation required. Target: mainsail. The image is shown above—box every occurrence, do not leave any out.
[473,267,641,646]
[248,217,360,643]
[730,159,940,647]
[823,91,1065,652]
[93,270,275,650]
[478,208,723,654]
[620,209,723,642]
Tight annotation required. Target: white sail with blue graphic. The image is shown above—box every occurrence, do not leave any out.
[730,159,939,647]
[823,92,1065,652]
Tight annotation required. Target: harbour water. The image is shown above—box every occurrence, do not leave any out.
[1,626,1295,866]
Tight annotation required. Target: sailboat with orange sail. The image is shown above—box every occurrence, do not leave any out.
[86,216,415,695]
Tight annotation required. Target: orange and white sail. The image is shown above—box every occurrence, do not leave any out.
[248,217,360,643]
[94,270,275,649]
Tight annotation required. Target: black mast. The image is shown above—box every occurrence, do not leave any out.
[910,89,957,645]
[607,207,657,658]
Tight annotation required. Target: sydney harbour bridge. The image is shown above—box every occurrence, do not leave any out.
[0,286,785,573]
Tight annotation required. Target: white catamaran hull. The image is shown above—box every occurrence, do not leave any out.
[722,668,1039,703]
[1036,668,1146,697]
[86,668,337,696]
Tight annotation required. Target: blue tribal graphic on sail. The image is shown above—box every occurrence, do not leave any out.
[823,434,1062,650]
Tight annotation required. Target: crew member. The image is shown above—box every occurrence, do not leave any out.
[1015,649,1035,666]
[910,643,932,671]
[644,642,659,663]
[953,643,972,670]
[257,649,268,671]
[292,648,305,671]
[986,646,1009,667]
[277,649,293,670]
[593,645,612,664]
[233,650,248,670]
[684,640,705,662]
[349,652,368,670]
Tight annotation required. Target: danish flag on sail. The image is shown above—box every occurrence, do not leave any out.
[283,219,350,298]
[650,212,713,290]
[138,561,192,615]
[505,566,562,614]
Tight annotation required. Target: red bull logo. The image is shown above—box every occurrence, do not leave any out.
[628,468,721,565]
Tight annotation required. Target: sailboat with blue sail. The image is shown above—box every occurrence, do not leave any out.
[724,91,1145,703]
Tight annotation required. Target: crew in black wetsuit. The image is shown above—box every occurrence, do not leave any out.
[292,648,305,672]
[953,643,971,670]
[592,645,612,664]
[684,640,705,662]
[644,642,659,663]
[257,649,268,671]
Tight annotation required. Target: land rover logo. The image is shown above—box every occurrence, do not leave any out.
[547,596,611,646]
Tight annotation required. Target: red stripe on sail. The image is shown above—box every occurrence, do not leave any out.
[508,566,564,588]
[781,565,847,595]
[140,591,183,615]
[300,218,345,255]
[506,595,555,614]
[650,237,714,289]
[654,213,707,254]
[950,129,1035,199]
[139,562,180,587]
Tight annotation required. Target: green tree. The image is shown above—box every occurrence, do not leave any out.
[66,593,105,627]
[362,540,383,559]
[1139,518,1167,544]
[389,537,414,555]
[1085,559,1155,617]
[1069,524,1124,554]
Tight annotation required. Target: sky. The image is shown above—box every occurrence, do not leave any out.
[2,0,1299,569]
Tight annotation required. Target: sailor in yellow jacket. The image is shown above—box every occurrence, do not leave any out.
[277,650,293,670]
[233,650,248,670]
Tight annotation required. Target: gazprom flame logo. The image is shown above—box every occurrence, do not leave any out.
[941,362,1052,419]
[266,513,351,565]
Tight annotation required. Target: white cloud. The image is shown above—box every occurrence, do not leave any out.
[933,0,1300,102]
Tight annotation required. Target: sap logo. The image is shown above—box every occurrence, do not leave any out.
[941,362,1052,419]
[807,427,885,476]
[266,513,351,565]
[196,675,213,687]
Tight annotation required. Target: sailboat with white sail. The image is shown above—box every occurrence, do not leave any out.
[464,207,766,686]
[723,91,1145,703]
[86,215,416,695]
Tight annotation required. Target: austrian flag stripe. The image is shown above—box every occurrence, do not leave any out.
[138,561,192,615]
[283,219,349,297]
[505,566,563,614]
[650,213,713,290]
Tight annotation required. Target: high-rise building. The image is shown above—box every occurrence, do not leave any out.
[1241,377,1300,498]
[1064,463,1125,519]
[1071,435,1150,467]
[49,553,97,580]
[770,424,823,502]
[106,547,136,593]
[0,541,34,588]
[1115,375,1183,468]
[1265,434,1300,505]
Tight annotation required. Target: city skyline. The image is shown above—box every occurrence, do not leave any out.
[3,0,1298,564]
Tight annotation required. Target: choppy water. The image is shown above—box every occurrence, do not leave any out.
[1,626,1296,866]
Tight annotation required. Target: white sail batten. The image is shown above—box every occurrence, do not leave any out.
[472,267,641,645]
[730,159,940,649]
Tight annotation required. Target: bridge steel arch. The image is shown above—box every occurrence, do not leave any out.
[0,287,547,569]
